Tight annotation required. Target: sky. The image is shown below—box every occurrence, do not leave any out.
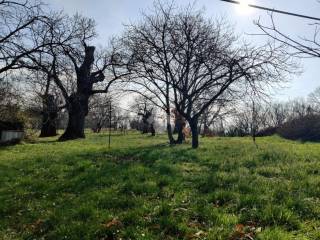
[47,0,320,102]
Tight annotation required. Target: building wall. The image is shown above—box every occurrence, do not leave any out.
[0,131,24,143]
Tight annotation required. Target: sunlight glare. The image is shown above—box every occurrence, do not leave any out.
[236,0,253,15]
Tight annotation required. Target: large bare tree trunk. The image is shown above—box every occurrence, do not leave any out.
[59,46,96,141]
[59,94,89,141]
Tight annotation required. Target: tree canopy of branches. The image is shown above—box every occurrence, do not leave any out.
[255,6,320,58]
[0,78,22,122]
[122,3,295,148]
[87,94,112,133]
[0,0,48,75]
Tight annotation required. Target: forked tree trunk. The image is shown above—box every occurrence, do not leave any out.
[59,94,89,141]
[167,113,185,145]
[189,118,199,149]
[167,123,184,144]
[58,46,98,141]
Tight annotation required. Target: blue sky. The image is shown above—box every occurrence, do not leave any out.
[47,0,320,101]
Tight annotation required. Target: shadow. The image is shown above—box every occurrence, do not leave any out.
[2,137,312,239]
[0,144,15,150]
[1,135,208,240]
[73,142,194,166]
[29,139,59,144]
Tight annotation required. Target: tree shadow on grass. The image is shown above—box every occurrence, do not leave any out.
[1,142,200,238]
[2,141,311,239]
[2,142,198,196]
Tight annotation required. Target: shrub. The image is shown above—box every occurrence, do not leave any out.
[277,114,320,141]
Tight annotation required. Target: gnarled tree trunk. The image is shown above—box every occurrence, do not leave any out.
[59,94,89,141]
[58,46,97,141]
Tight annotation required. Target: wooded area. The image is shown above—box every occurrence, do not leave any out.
[0,0,309,148]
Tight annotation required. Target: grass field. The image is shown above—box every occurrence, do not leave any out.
[1,132,320,240]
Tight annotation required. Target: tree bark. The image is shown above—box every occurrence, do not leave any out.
[167,124,175,144]
[39,112,57,137]
[39,94,58,138]
[167,113,185,145]
[166,113,175,144]
[202,124,210,137]
[175,121,185,144]
[189,118,199,149]
[58,94,89,141]
[167,113,174,145]
[58,46,98,141]
[150,123,155,136]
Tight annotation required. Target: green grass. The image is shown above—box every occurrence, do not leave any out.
[0,132,320,239]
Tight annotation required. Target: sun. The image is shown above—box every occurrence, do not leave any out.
[236,0,253,15]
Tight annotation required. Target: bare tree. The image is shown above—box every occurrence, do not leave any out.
[124,3,294,148]
[308,86,320,113]
[23,13,129,140]
[0,78,22,122]
[116,112,130,134]
[24,67,66,137]
[266,102,289,128]
[226,100,266,138]
[87,94,113,133]
[121,2,186,144]
[131,95,156,136]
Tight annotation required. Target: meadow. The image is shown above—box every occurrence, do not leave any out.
[0,132,320,239]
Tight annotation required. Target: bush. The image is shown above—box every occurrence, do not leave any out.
[277,114,320,142]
